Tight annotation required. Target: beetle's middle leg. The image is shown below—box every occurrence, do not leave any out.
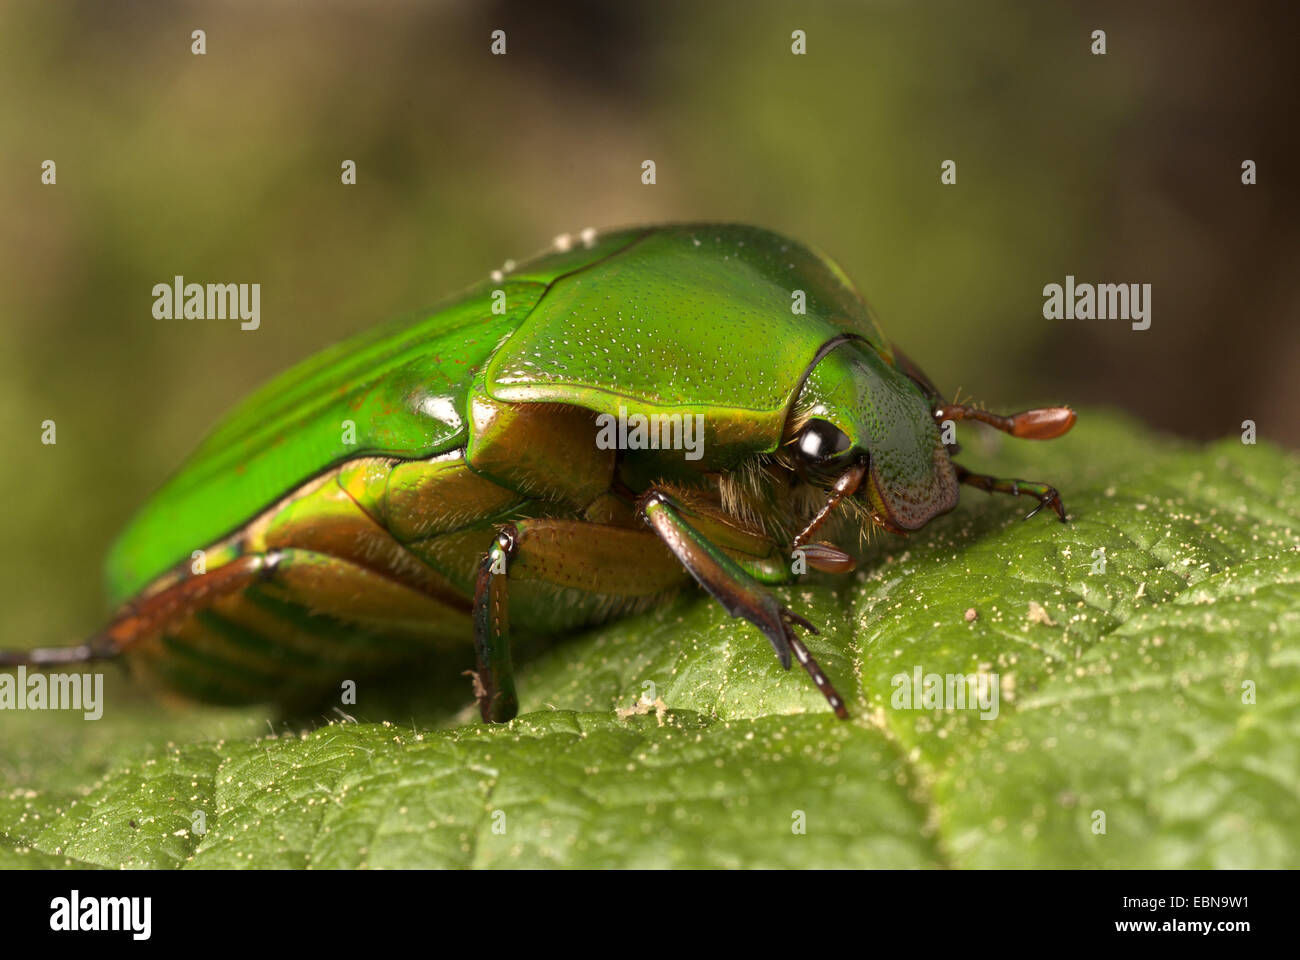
[472,519,692,723]
[953,463,1068,522]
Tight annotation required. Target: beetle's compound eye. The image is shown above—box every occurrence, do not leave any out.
[795,418,852,463]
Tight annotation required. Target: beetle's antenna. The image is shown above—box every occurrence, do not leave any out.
[934,403,1076,440]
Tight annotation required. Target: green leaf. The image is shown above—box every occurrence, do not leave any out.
[2,411,1297,867]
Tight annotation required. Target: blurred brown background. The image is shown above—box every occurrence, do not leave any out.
[1,0,1297,647]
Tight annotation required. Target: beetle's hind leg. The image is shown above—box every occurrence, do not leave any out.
[0,638,117,668]
[0,554,273,671]
[3,548,473,705]
[954,463,1068,522]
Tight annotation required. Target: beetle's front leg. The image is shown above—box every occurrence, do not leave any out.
[638,490,849,719]
[953,463,1068,522]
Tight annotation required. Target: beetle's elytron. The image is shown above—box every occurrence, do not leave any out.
[1,224,1075,721]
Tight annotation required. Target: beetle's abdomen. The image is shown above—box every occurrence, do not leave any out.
[120,452,503,703]
[117,445,650,705]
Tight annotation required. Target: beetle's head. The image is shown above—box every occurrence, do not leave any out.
[783,337,1076,536]
[784,338,957,534]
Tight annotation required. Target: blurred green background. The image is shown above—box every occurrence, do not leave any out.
[1,0,1296,653]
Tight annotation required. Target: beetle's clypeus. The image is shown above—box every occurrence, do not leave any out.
[3,224,1075,721]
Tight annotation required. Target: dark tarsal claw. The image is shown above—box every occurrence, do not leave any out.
[782,608,819,636]
[1022,487,1067,523]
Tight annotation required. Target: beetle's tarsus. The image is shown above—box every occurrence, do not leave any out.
[779,609,849,719]
[785,629,849,720]
[0,629,124,668]
[0,643,100,668]
[955,464,1069,525]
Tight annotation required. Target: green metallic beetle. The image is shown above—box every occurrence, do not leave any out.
[3,224,1075,721]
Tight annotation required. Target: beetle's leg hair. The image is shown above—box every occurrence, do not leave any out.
[954,463,1068,523]
[639,489,849,719]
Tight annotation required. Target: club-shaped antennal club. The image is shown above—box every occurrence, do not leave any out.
[934,403,1076,440]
